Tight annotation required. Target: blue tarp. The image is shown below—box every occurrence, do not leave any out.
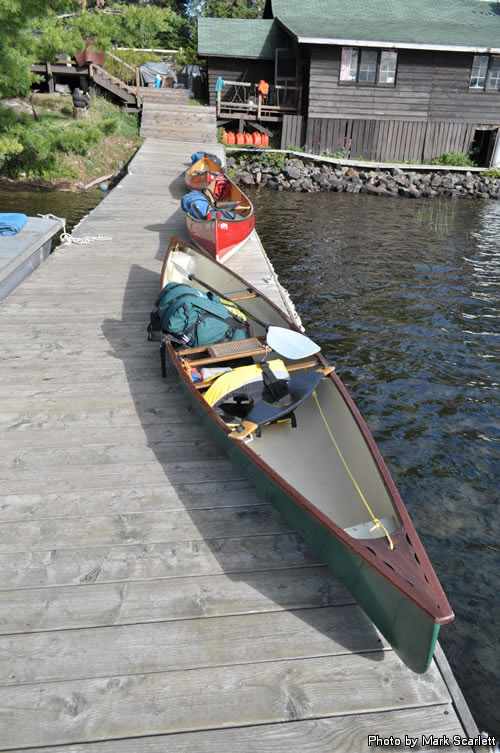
[0,213,27,236]
[190,152,222,165]
[181,190,234,220]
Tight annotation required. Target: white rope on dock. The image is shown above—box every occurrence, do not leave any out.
[37,214,112,245]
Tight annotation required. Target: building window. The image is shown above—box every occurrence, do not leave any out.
[470,55,500,90]
[488,57,500,90]
[379,51,398,84]
[359,50,378,83]
[470,55,489,88]
[340,47,398,85]
[340,47,359,81]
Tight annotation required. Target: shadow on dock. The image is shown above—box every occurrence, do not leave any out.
[101,262,386,665]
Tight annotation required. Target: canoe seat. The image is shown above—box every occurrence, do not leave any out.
[230,371,324,439]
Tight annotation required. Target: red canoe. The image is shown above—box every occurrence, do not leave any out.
[186,174,255,262]
[185,154,223,191]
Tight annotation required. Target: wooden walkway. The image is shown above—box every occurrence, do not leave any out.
[0,136,478,752]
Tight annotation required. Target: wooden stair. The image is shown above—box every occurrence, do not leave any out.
[91,64,137,108]
[140,96,217,142]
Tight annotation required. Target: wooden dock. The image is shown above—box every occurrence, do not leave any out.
[0,135,479,752]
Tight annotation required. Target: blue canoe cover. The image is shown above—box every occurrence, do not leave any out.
[0,213,28,236]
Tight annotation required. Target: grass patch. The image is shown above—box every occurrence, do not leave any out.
[0,93,141,185]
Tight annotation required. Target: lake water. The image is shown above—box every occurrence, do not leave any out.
[1,186,498,736]
[250,189,499,737]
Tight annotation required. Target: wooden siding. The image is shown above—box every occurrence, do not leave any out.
[281,114,305,148]
[207,56,275,107]
[304,117,476,162]
[308,47,500,126]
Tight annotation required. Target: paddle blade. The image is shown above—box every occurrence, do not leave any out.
[266,327,321,360]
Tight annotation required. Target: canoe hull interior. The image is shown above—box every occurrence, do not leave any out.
[181,377,441,674]
[184,155,222,191]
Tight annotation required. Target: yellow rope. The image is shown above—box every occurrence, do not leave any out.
[312,390,395,550]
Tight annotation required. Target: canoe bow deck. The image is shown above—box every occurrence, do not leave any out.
[156,237,454,674]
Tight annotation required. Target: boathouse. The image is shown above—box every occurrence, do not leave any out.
[198,0,500,165]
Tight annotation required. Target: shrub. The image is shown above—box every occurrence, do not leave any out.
[100,118,119,136]
[429,152,476,167]
[3,121,58,177]
[55,122,101,155]
[480,167,500,179]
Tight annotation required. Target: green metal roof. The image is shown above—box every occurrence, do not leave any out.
[198,18,289,59]
[268,0,500,51]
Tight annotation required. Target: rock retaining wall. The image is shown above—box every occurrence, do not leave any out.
[229,155,500,200]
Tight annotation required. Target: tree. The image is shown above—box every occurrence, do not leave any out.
[189,0,264,18]
[0,1,185,99]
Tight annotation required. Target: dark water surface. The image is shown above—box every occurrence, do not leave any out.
[250,189,499,736]
[0,188,103,245]
[1,187,498,735]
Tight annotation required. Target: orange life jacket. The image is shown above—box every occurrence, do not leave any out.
[257,80,269,97]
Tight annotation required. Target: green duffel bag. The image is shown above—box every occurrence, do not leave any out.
[148,282,250,347]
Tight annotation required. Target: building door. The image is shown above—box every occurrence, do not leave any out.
[471,127,499,167]
[275,48,297,107]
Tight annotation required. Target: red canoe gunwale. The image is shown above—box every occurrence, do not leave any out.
[158,237,454,629]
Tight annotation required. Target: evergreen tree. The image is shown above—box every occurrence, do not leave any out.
[0,1,184,98]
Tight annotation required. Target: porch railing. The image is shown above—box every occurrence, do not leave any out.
[216,80,302,119]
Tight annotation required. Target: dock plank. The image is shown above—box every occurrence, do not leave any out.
[0,653,450,750]
[0,566,345,634]
[14,707,473,753]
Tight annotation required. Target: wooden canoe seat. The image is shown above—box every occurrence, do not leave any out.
[181,336,270,368]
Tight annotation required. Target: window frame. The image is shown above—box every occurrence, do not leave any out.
[339,47,398,87]
[469,54,500,92]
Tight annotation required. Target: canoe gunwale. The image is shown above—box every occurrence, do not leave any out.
[160,237,454,630]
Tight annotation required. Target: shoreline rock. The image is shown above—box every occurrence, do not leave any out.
[228,156,499,200]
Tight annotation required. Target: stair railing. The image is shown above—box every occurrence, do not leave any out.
[104,50,141,106]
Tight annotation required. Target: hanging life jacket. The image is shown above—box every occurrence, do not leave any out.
[147,282,250,348]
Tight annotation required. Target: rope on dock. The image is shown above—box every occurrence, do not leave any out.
[37,214,112,245]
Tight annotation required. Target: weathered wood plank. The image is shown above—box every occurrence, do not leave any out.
[0,532,324,591]
[0,566,346,633]
[0,652,451,749]
[12,706,472,753]
[0,477,258,521]
[0,606,387,686]
[0,505,292,555]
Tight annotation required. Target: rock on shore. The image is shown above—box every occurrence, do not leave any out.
[228,156,499,200]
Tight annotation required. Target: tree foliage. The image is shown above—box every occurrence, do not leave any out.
[0,1,184,99]
[192,0,264,18]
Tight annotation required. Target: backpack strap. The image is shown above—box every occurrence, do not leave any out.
[261,362,289,401]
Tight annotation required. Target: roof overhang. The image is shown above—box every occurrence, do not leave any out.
[297,37,500,54]
[201,53,274,60]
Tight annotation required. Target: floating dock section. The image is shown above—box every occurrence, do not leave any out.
[0,133,481,752]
